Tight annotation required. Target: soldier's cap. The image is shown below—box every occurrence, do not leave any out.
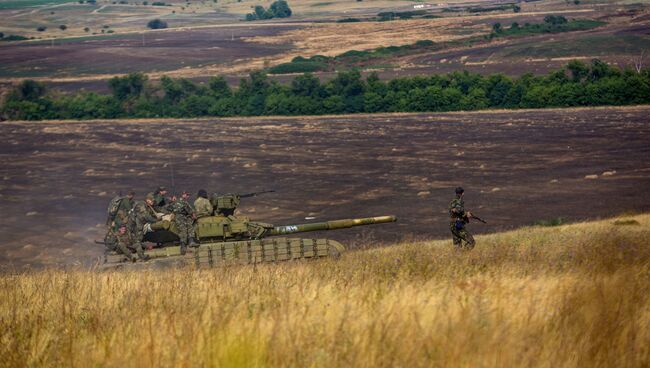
[145,192,155,201]
[455,186,464,194]
[157,186,167,192]
[127,190,135,196]
[198,189,208,198]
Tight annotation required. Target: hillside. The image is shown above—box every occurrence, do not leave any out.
[1,214,649,367]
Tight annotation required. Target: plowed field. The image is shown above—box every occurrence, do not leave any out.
[1,106,649,267]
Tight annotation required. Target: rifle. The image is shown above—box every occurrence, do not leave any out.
[239,190,276,198]
[469,214,487,224]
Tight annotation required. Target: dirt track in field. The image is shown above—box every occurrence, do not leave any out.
[1,106,650,268]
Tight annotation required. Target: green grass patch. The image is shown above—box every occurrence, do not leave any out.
[0,35,30,42]
[268,39,440,74]
[613,219,640,226]
[489,19,606,40]
[467,4,517,13]
[267,61,328,74]
[0,0,75,9]
[534,217,565,227]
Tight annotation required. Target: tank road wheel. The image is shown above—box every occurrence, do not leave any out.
[327,240,345,259]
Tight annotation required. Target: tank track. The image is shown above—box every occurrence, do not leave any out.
[99,237,345,270]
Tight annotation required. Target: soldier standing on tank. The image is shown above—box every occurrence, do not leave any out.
[169,191,196,254]
[127,192,159,260]
[194,189,214,218]
[449,186,476,250]
[153,186,168,213]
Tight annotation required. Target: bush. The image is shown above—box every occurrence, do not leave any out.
[36,26,47,32]
[414,39,434,47]
[59,25,67,31]
[147,18,168,29]
[268,61,328,74]
[337,18,361,23]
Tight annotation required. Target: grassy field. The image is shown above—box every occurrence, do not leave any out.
[1,214,649,367]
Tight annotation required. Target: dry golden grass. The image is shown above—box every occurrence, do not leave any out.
[1,214,649,367]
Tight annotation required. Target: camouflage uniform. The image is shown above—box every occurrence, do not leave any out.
[114,196,134,228]
[449,197,475,249]
[194,196,213,218]
[114,230,137,262]
[128,201,158,243]
[169,198,195,253]
[153,192,168,213]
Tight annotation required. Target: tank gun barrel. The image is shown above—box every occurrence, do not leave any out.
[269,215,396,236]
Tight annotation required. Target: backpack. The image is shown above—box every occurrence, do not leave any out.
[107,196,125,221]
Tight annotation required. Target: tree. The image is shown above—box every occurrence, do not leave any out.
[0,32,4,39]
[291,73,322,97]
[544,15,567,26]
[269,0,292,18]
[208,76,232,99]
[147,19,168,29]
[566,60,589,82]
[492,23,502,33]
[59,25,67,31]
[37,26,47,32]
[109,73,147,101]
[513,4,521,13]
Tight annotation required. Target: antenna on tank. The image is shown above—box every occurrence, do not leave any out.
[169,158,175,195]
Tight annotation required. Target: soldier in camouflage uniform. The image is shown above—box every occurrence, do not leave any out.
[153,186,168,213]
[169,191,196,254]
[127,192,159,259]
[194,189,213,218]
[113,225,138,262]
[448,187,476,250]
[114,191,135,228]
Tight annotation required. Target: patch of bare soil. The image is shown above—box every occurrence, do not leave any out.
[1,106,650,268]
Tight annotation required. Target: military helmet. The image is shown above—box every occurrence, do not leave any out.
[455,186,464,194]
[145,192,155,201]
[198,189,208,198]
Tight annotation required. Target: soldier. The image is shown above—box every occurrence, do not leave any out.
[127,192,159,260]
[194,189,213,218]
[113,224,138,262]
[153,186,168,212]
[448,186,476,250]
[106,190,135,228]
[114,191,135,228]
[169,191,196,254]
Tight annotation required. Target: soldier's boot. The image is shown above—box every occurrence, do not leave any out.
[180,241,187,255]
[135,242,150,261]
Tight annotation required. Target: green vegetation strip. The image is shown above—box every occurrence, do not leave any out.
[2,59,650,120]
[488,16,606,39]
[0,0,76,9]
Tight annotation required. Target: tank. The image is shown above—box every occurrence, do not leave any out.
[99,192,397,269]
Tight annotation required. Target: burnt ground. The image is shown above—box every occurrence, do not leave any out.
[1,106,650,268]
[0,25,296,78]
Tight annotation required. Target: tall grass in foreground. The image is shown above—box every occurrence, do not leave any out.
[1,215,649,367]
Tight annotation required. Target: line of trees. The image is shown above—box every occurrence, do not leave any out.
[1,60,649,120]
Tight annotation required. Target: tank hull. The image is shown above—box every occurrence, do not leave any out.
[99,237,344,270]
